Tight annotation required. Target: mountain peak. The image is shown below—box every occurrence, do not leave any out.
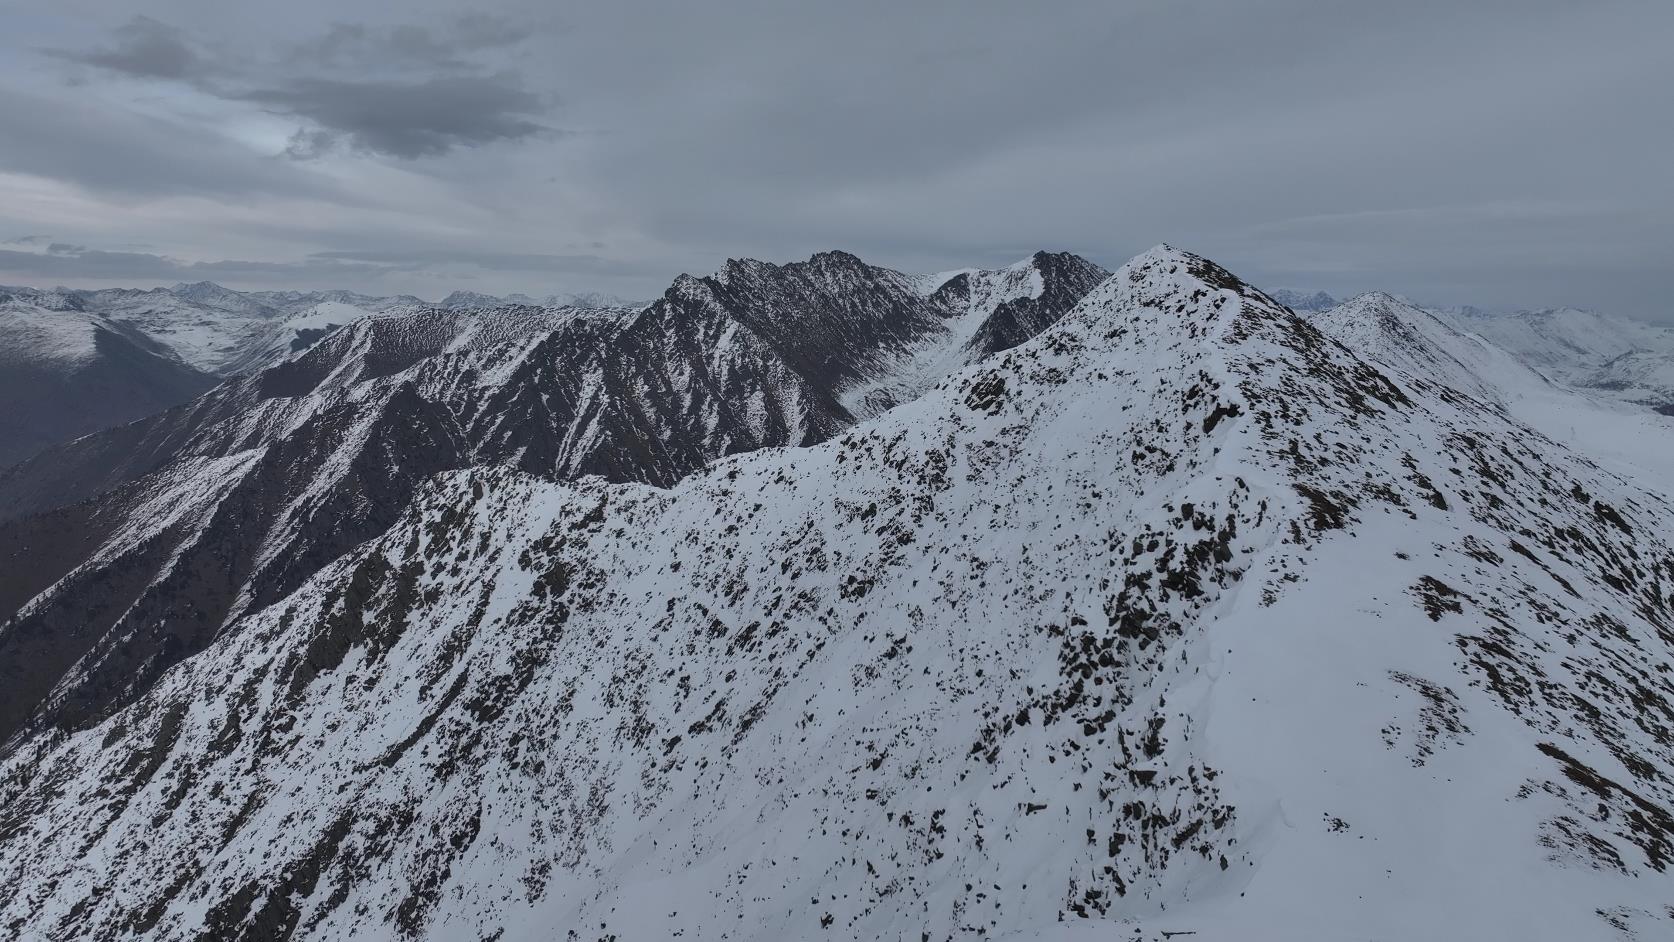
[168,280,238,300]
[1343,290,1408,308]
[806,248,866,267]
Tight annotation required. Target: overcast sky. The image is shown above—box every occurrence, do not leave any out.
[1,1,1669,316]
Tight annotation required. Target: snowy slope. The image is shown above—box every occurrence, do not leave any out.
[1587,350,1674,412]
[3,282,493,377]
[1438,305,1674,410]
[452,290,647,310]
[219,300,374,375]
[2,248,1671,940]
[0,301,217,467]
[1318,293,1674,495]
[77,284,288,375]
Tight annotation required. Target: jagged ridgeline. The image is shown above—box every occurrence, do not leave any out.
[2,247,1671,940]
[0,250,1105,752]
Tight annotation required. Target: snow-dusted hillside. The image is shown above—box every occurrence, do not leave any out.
[1316,293,1674,494]
[1438,305,1674,410]
[3,248,1671,940]
[0,250,1101,752]
[0,281,606,378]
[1587,350,1674,413]
[218,301,375,375]
[441,289,645,310]
[0,300,216,467]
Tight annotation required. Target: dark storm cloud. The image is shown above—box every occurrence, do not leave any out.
[242,75,552,159]
[42,15,207,80]
[0,87,337,198]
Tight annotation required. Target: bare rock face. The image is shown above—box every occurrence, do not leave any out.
[2,247,1671,940]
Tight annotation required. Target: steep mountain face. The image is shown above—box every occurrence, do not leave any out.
[2,248,1671,940]
[217,301,375,377]
[0,251,1101,751]
[443,290,645,310]
[1439,304,1674,410]
[0,300,217,468]
[840,251,1110,419]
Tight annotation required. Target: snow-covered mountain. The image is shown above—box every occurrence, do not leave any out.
[218,301,378,377]
[1435,304,1674,411]
[0,298,217,468]
[0,281,638,380]
[0,282,394,377]
[1,247,1671,940]
[442,289,646,311]
[1264,287,1338,312]
[0,250,1103,752]
[1315,292,1674,492]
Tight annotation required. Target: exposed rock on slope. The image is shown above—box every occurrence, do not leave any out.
[3,248,1670,940]
[0,251,1102,750]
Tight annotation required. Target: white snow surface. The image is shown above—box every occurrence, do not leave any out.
[1435,304,1674,409]
[0,282,613,377]
[3,247,1673,940]
[1316,292,1674,495]
[0,302,104,367]
[224,301,374,374]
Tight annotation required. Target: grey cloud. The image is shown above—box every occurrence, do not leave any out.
[40,14,551,163]
[243,75,552,158]
[0,242,656,295]
[43,16,205,80]
[0,247,388,282]
[288,14,527,69]
[283,128,339,160]
[0,86,339,199]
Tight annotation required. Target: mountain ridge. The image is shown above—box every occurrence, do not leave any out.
[0,249,1105,752]
[2,246,1670,939]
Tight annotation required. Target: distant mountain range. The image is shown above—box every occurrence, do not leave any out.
[0,283,649,468]
[3,247,1671,940]
[1272,288,1674,411]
